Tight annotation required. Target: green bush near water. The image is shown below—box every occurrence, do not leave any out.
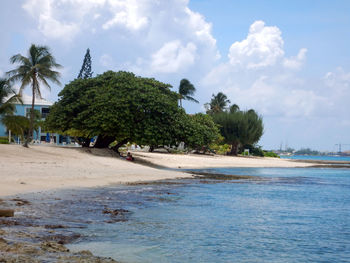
[263,151,280,158]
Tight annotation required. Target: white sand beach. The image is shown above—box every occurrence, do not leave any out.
[131,151,315,169]
[0,144,314,197]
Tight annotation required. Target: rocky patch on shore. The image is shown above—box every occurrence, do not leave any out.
[0,198,119,263]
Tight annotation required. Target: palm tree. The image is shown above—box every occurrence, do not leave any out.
[6,44,61,147]
[206,92,231,114]
[229,104,240,113]
[0,78,21,116]
[178,78,199,108]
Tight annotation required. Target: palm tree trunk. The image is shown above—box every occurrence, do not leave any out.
[24,79,36,147]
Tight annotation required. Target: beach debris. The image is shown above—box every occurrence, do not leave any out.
[0,209,14,217]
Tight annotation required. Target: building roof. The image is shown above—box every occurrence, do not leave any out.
[5,94,53,106]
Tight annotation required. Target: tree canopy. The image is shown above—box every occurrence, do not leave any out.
[6,44,61,147]
[46,71,219,152]
[0,78,20,116]
[178,78,198,108]
[205,92,231,114]
[212,110,264,155]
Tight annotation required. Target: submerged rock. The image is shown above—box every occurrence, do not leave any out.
[102,208,130,216]
[0,209,14,217]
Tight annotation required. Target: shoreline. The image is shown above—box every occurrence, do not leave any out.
[1,144,349,262]
[0,144,193,198]
[1,144,347,198]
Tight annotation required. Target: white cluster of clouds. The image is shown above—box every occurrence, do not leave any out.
[14,1,350,148]
[228,21,285,69]
[151,41,197,73]
[18,2,350,118]
[202,20,344,120]
[22,0,218,76]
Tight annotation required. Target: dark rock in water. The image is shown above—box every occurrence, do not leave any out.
[11,198,31,206]
[42,233,81,245]
[0,209,14,217]
[102,208,130,216]
[40,241,69,252]
[44,224,67,229]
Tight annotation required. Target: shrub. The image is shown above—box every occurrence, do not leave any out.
[263,151,280,158]
[0,137,9,144]
[210,143,231,155]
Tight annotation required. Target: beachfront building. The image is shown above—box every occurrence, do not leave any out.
[0,94,59,144]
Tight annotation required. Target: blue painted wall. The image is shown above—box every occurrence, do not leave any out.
[0,103,51,140]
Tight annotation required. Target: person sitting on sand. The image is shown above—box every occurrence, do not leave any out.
[126,152,134,161]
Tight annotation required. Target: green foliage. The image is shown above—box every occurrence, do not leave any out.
[46,71,219,152]
[213,110,264,155]
[263,151,280,158]
[210,143,231,155]
[0,78,21,116]
[77,48,93,79]
[1,110,42,142]
[229,104,240,113]
[6,44,61,146]
[241,144,264,157]
[1,115,30,141]
[205,92,231,114]
[294,148,319,155]
[183,113,220,151]
[0,136,10,144]
[178,78,198,107]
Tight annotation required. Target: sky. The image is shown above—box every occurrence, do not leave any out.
[1,0,350,151]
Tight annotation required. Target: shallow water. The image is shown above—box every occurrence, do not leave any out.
[56,167,350,263]
[280,155,350,162]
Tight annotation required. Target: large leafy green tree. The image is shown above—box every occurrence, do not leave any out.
[46,71,176,152]
[205,92,231,114]
[213,110,264,155]
[172,111,220,152]
[6,44,61,147]
[178,78,198,108]
[77,48,93,79]
[46,71,220,153]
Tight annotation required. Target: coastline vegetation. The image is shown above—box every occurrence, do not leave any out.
[6,44,62,147]
[1,44,266,156]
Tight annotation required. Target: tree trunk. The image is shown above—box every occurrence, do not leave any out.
[24,77,36,148]
[149,145,154,152]
[229,142,239,156]
[94,135,115,148]
[81,137,91,147]
[111,138,129,155]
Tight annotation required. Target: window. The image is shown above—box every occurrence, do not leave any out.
[41,108,50,119]
[25,107,31,118]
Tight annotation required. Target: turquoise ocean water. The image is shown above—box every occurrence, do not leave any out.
[280,155,350,162]
[60,167,350,263]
